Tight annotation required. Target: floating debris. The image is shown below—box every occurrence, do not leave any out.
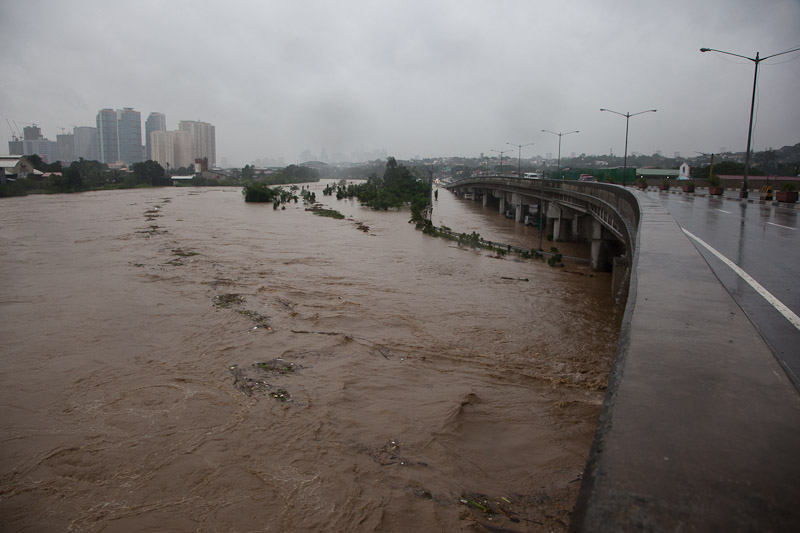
[239,309,271,330]
[229,361,297,402]
[256,358,298,375]
[171,248,198,257]
[372,438,403,466]
[270,388,290,402]
[213,293,245,308]
[135,224,167,236]
[229,364,271,397]
[460,494,492,515]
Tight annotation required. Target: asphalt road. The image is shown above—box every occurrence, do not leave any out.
[655,190,800,389]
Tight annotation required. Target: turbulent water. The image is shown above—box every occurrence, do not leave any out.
[0,182,621,532]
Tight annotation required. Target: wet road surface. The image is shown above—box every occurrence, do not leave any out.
[656,190,800,388]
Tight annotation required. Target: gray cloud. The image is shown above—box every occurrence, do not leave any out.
[1,0,798,166]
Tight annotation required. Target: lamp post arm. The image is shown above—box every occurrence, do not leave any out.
[700,46,800,62]
[700,47,755,61]
[599,108,628,118]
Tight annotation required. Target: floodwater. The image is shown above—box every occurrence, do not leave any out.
[0,182,621,532]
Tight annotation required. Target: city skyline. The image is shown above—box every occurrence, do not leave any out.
[1,0,798,167]
[6,109,217,169]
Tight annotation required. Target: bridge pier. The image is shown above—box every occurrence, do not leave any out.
[512,193,524,223]
[590,219,614,271]
[547,203,582,242]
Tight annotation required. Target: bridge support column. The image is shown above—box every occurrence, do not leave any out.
[483,191,489,207]
[512,193,524,223]
[547,203,570,241]
[498,196,505,215]
[590,219,613,271]
[571,215,582,240]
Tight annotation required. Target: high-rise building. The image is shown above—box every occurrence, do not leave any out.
[151,129,192,170]
[179,120,216,168]
[13,125,60,163]
[96,108,143,165]
[23,125,42,141]
[117,108,142,165]
[57,133,75,163]
[73,126,98,161]
[97,109,119,164]
[145,112,166,161]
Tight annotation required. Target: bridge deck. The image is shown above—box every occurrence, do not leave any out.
[571,191,800,531]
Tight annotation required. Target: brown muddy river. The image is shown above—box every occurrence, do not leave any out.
[0,182,620,532]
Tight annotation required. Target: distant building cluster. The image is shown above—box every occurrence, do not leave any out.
[6,109,216,170]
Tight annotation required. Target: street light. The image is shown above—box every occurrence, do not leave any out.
[506,142,534,177]
[600,108,657,186]
[700,45,800,199]
[541,130,579,174]
[490,149,511,175]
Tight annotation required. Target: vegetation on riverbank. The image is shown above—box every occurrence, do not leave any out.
[0,156,320,198]
[324,157,431,222]
[0,157,173,197]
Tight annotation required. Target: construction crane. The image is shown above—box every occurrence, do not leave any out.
[6,118,20,141]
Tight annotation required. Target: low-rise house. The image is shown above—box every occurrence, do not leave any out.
[0,155,36,184]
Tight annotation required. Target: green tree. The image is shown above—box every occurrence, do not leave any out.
[243,182,281,202]
[242,164,255,180]
[68,158,106,188]
[131,160,168,186]
[346,157,431,215]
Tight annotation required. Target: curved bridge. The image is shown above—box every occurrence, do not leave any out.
[446,176,640,298]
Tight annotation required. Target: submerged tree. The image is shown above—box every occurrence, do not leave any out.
[346,157,431,216]
[243,182,281,202]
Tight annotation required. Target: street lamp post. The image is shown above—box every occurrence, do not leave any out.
[506,142,534,177]
[700,45,800,199]
[541,130,579,175]
[600,108,656,186]
[490,149,511,175]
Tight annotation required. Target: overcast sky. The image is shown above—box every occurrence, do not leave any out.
[1,0,798,166]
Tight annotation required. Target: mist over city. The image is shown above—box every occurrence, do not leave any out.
[1,0,798,168]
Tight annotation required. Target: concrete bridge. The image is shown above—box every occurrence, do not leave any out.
[447,176,800,531]
[447,175,639,299]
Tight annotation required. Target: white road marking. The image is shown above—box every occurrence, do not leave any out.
[683,228,800,332]
[767,222,796,231]
[715,209,732,214]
